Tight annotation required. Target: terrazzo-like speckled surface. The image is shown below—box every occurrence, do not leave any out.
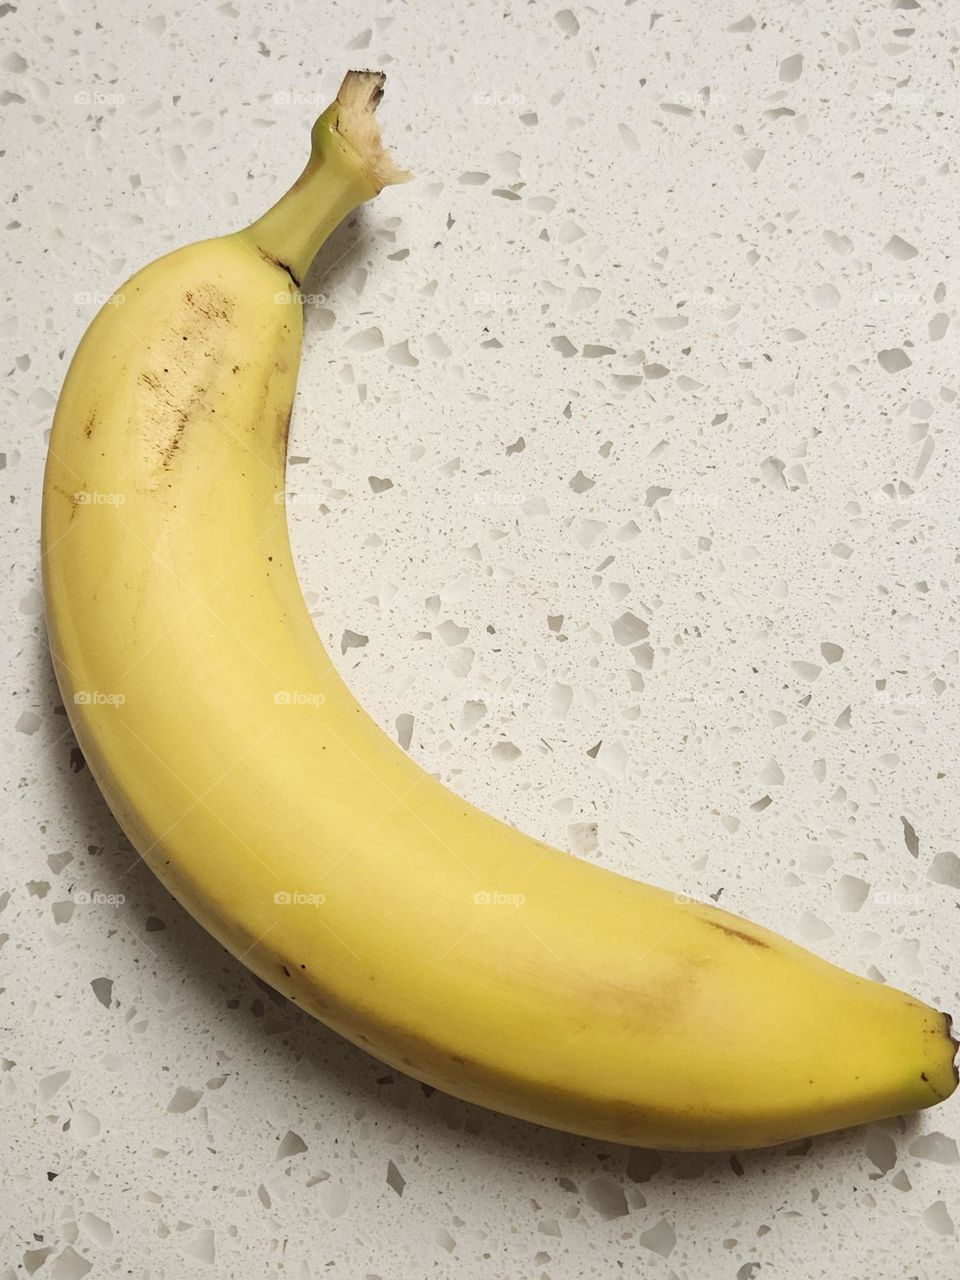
[4,1,960,1275]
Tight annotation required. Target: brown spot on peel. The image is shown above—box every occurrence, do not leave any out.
[134,285,235,479]
[276,405,293,450]
[704,920,769,948]
[50,484,80,521]
[184,289,231,322]
[257,247,301,290]
[157,410,189,470]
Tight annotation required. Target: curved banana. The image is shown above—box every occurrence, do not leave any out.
[41,71,956,1150]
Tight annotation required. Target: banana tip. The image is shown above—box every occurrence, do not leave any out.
[945,1011,960,1089]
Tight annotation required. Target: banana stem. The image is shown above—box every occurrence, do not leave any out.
[238,70,409,288]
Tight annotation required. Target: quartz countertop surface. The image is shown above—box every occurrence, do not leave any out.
[3,1,960,1275]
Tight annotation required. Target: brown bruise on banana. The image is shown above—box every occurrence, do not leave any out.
[275,404,294,461]
[135,283,236,481]
[257,247,301,290]
[264,930,700,1091]
[265,955,960,1141]
[182,288,231,323]
[49,483,82,522]
[703,919,770,948]
[268,969,763,1141]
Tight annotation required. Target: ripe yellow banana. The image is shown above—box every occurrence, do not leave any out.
[41,70,956,1150]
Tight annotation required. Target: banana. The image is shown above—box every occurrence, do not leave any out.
[41,70,956,1151]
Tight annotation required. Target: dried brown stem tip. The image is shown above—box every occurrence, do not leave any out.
[333,69,410,189]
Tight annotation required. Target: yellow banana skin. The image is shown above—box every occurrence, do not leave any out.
[41,72,957,1151]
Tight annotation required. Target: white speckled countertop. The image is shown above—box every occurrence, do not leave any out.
[3,1,960,1276]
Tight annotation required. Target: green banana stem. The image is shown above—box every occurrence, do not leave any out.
[238,70,409,287]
